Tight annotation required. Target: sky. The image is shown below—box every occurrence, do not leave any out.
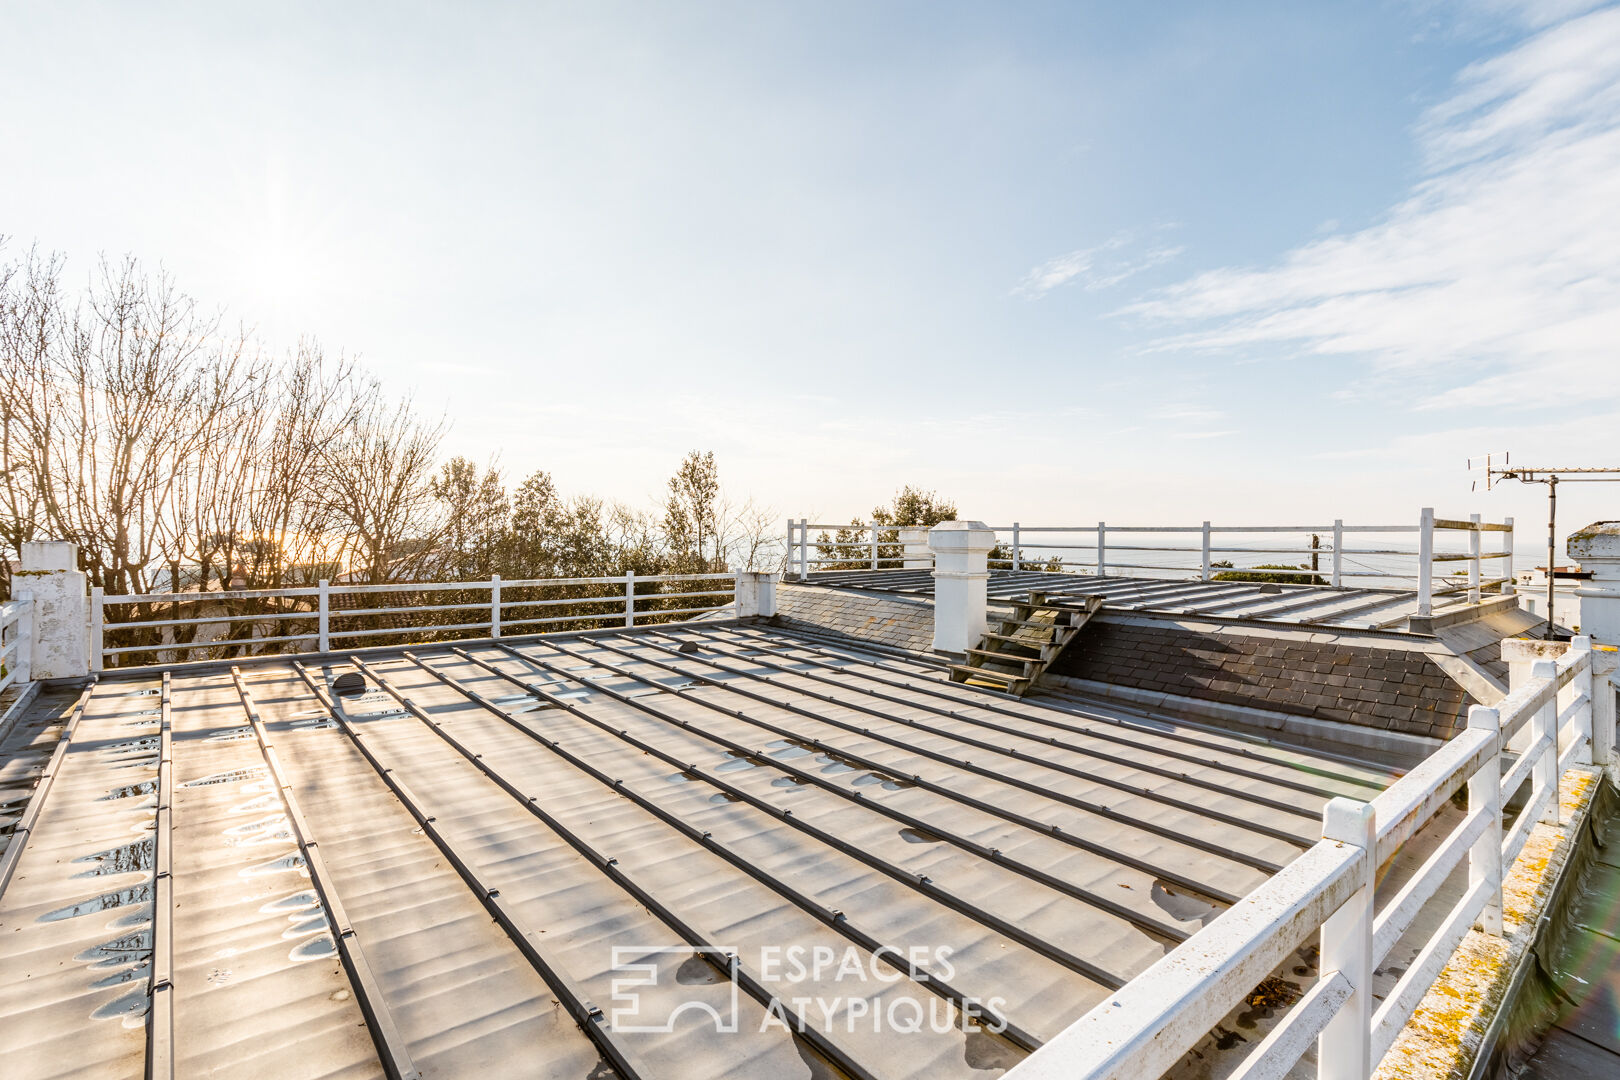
[3,0,1619,538]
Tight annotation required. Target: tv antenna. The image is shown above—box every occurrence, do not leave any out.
[1469,454,1620,640]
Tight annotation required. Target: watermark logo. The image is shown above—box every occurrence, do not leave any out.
[610,946,740,1034]
[608,944,1007,1035]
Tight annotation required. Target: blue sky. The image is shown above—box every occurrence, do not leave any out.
[4,1,1618,532]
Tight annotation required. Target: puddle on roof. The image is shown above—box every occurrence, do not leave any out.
[74,837,155,877]
[770,775,811,790]
[283,911,331,940]
[815,752,859,776]
[708,792,742,804]
[230,794,282,815]
[289,933,337,962]
[223,815,292,846]
[851,772,917,791]
[898,827,945,845]
[91,987,151,1029]
[207,727,256,742]
[125,688,159,698]
[240,852,309,878]
[101,779,157,801]
[963,1025,1025,1072]
[674,954,723,985]
[665,771,700,785]
[75,928,152,969]
[287,715,337,731]
[181,767,267,788]
[714,752,759,773]
[91,960,150,989]
[1151,880,1222,926]
[38,883,153,923]
[260,890,319,914]
[764,739,815,761]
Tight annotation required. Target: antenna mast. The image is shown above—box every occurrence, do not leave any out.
[1470,455,1620,640]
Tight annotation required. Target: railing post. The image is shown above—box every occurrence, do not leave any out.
[1502,517,1515,594]
[1012,523,1021,572]
[1531,657,1560,823]
[1469,513,1482,605]
[1097,522,1107,578]
[870,521,878,570]
[798,518,808,580]
[14,589,32,685]
[1571,635,1594,766]
[317,579,330,654]
[1332,519,1344,589]
[624,571,637,628]
[1200,521,1211,581]
[90,586,105,672]
[1418,507,1435,617]
[1467,705,1504,934]
[1318,797,1376,1080]
[490,574,502,640]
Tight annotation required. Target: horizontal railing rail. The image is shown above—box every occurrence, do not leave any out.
[90,572,738,670]
[790,510,1515,609]
[1006,637,1596,1080]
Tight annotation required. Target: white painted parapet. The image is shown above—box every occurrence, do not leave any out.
[928,521,996,654]
[733,571,779,619]
[15,542,89,679]
[1569,521,1620,765]
[898,527,931,569]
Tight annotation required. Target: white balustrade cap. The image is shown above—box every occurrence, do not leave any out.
[927,520,997,555]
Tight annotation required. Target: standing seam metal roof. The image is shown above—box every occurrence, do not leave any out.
[0,621,1394,1080]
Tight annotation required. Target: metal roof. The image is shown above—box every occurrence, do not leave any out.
[0,622,1393,1080]
[797,568,1498,632]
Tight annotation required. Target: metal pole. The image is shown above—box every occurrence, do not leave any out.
[1097,522,1107,579]
[799,518,808,580]
[491,574,502,639]
[1503,516,1514,594]
[1311,533,1320,581]
[1467,705,1504,935]
[1200,521,1211,581]
[90,586,105,672]
[624,571,637,628]
[1332,519,1343,589]
[870,522,878,571]
[1546,479,1558,640]
[1318,798,1375,1080]
[317,579,330,653]
[1531,658,1561,823]
[1571,636,1594,766]
[1417,507,1434,617]
[1469,513,1481,605]
[1012,523,1021,572]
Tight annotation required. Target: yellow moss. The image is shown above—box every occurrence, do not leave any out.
[1372,766,1602,1080]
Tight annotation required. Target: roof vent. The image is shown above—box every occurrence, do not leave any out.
[331,672,367,696]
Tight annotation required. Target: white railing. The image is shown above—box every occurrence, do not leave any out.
[0,593,32,693]
[90,572,738,670]
[790,509,1514,608]
[1007,636,1597,1080]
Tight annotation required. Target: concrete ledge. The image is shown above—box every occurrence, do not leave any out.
[1039,672,1443,765]
[1374,768,1606,1080]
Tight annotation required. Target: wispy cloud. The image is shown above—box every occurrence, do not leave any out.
[1126,4,1620,410]
[1016,232,1182,298]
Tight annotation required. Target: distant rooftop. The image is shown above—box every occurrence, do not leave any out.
[798,568,1519,633]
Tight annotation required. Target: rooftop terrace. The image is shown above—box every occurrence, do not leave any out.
[0,620,1392,1080]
